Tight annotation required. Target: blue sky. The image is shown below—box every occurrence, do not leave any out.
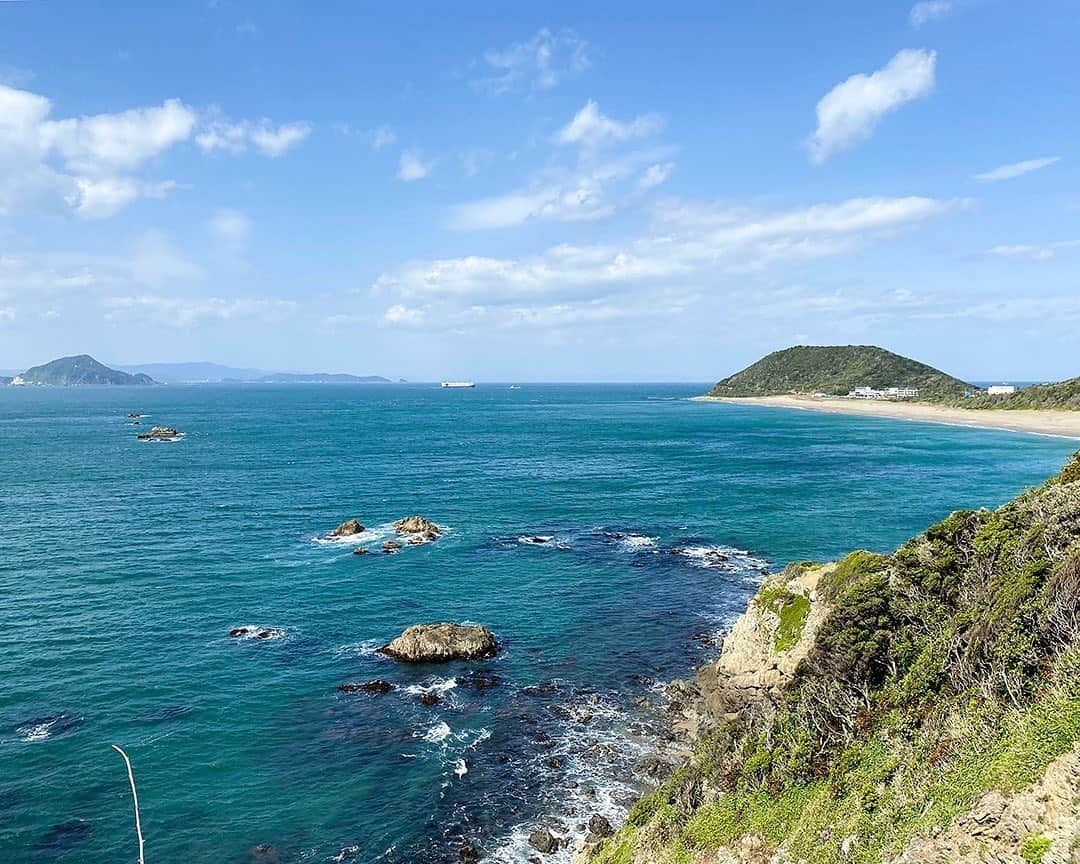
[0,1,1077,381]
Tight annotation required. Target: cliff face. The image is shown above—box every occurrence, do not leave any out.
[591,453,1080,864]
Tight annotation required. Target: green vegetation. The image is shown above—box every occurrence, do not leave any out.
[595,451,1080,864]
[706,345,971,400]
[757,585,811,651]
[14,354,155,386]
[950,376,1080,411]
[1021,834,1052,863]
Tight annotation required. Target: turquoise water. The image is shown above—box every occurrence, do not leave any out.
[1,384,1075,864]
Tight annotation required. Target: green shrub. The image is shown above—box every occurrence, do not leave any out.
[1020,834,1052,863]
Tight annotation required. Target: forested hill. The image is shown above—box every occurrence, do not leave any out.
[706,345,971,399]
[13,355,156,386]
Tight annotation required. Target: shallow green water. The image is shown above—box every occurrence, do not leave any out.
[0,383,1073,863]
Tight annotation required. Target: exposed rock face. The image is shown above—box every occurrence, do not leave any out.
[671,563,832,741]
[383,540,403,554]
[378,623,499,663]
[394,515,441,536]
[332,519,365,536]
[888,745,1080,864]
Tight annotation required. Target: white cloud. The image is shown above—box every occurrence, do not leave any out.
[383,303,426,325]
[0,83,308,218]
[41,98,196,174]
[0,84,188,217]
[557,100,664,149]
[103,294,296,327]
[809,49,936,163]
[370,125,396,150]
[475,28,589,94]
[377,195,957,316]
[209,208,251,251]
[397,149,433,182]
[638,162,674,190]
[988,240,1080,261]
[67,177,176,219]
[974,156,1060,182]
[195,114,311,157]
[909,1,952,27]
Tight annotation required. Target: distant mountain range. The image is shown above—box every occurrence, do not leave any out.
[3,356,392,386]
[707,345,972,400]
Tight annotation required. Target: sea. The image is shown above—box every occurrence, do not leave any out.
[0,383,1075,864]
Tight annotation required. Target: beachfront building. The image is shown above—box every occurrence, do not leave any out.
[987,384,1017,396]
[846,386,921,400]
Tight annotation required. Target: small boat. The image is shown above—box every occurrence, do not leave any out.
[440,381,476,389]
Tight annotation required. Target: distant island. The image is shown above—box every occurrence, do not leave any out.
[117,362,391,384]
[247,372,391,384]
[10,355,156,386]
[3,356,392,386]
[698,345,1080,438]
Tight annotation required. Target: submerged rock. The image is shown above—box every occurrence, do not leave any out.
[418,692,441,706]
[352,546,369,555]
[382,540,403,554]
[339,680,394,695]
[249,844,279,864]
[459,842,480,863]
[332,519,365,536]
[378,623,499,663]
[393,515,441,536]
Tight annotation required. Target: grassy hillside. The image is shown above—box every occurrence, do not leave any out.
[707,346,971,399]
[15,355,155,386]
[955,377,1080,411]
[592,452,1080,864]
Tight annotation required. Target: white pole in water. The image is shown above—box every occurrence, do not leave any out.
[111,744,145,864]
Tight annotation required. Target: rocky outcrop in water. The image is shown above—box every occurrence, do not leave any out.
[394,515,441,536]
[136,426,180,440]
[338,680,394,694]
[382,540,403,553]
[332,519,365,536]
[378,623,499,663]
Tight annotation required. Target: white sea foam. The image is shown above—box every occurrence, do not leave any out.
[15,714,78,743]
[420,721,452,744]
[619,533,657,550]
[333,638,383,658]
[18,722,53,742]
[403,677,458,697]
[453,758,468,777]
[674,545,769,575]
[480,691,660,864]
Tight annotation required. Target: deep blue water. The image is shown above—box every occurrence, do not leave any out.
[0,383,1075,864]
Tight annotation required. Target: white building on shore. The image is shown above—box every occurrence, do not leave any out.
[847,386,920,400]
[987,384,1016,396]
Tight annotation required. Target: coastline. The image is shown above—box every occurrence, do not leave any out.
[692,394,1080,439]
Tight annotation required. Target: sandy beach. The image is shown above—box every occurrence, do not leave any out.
[693,394,1080,439]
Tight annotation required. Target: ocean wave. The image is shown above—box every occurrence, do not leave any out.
[453,758,468,778]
